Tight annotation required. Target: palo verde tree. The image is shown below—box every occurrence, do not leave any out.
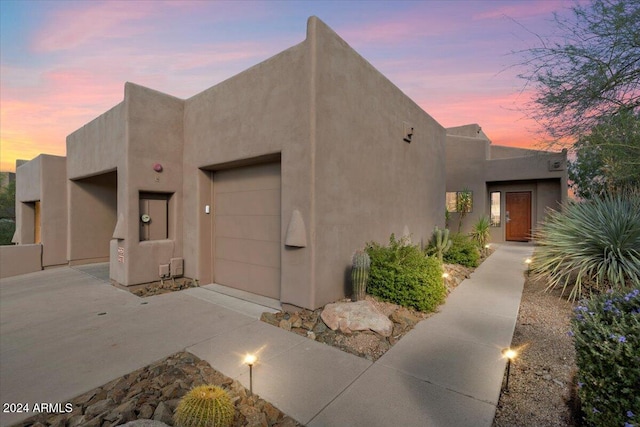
[517,0,640,141]
[568,109,640,199]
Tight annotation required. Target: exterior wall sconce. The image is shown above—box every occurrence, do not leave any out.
[403,122,414,143]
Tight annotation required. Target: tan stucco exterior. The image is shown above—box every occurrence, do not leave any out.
[445,124,568,242]
[14,154,68,268]
[7,17,567,308]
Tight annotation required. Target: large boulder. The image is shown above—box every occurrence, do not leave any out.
[321,300,393,336]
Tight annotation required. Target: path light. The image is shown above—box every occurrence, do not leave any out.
[442,272,450,279]
[502,348,518,392]
[524,258,532,276]
[244,353,257,395]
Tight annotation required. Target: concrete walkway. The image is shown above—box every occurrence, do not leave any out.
[0,244,532,427]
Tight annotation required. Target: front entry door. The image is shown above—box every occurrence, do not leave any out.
[506,192,531,242]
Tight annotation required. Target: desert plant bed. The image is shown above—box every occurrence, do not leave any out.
[11,352,300,427]
[260,262,474,362]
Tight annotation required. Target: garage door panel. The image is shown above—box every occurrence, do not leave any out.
[215,215,280,241]
[215,166,280,192]
[215,260,280,298]
[215,189,280,216]
[213,162,281,299]
[215,237,280,267]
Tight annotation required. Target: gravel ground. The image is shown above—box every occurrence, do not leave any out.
[493,275,578,427]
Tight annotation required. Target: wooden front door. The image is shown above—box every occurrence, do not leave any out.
[506,192,531,242]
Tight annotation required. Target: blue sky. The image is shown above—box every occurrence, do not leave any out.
[0,0,576,171]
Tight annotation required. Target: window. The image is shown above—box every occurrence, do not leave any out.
[490,191,501,227]
[446,191,473,213]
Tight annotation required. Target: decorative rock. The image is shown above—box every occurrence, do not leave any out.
[85,398,114,418]
[289,314,302,328]
[152,401,173,425]
[312,321,328,334]
[306,331,316,340]
[241,405,268,427]
[138,403,155,419]
[278,319,292,331]
[67,415,86,427]
[118,421,171,427]
[263,402,281,424]
[321,300,394,336]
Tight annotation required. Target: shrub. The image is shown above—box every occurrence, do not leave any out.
[443,233,480,267]
[532,191,640,300]
[366,235,446,312]
[0,219,15,245]
[570,288,640,427]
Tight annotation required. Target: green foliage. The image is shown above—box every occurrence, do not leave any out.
[569,109,640,199]
[516,0,640,140]
[366,235,446,312]
[427,226,452,262]
[456,189,472,233]
[532,191,640,300]
[0,219,15,245]
[445,209,451,229]
[174,385,235,427]
[570,288,640,427]
[443,233,480,268]
[469,216,491,253]
[351,249,370,301]
[0,180,15,221]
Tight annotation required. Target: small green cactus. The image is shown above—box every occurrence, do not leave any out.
[430,226,452,262]
[174,385,235,427]
[352,250,371,301]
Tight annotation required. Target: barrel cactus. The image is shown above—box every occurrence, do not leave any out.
[174,385,235,427]
[351,250,371,301]
[430,226,452,262]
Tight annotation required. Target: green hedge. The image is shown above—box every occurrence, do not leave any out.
[442,233,480,267]
[570,288,640,426]
[365,235,446,312]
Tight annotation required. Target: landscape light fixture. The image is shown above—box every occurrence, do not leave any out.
[502,348,517,392]
[524,258,532,276]
[244,353,257,395]
[442,272,450,279]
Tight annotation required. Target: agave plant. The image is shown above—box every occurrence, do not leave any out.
[532,191,640,300]
[469,216,491,254]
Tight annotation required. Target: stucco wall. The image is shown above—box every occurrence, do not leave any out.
[445,134,489,234]
[122,83,185,285]
[40,155,67,267]
[68,172,117,264]
[0,244,42,278]
[183,30,312,307]
[67,103,125,180]
[67,100,126,266]
[15,157,42,244]
[14,155,67,267]
[311,18,446,307]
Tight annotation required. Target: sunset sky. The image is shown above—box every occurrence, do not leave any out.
[0,0,575,172]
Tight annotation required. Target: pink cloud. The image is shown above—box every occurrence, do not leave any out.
[32,1,155,52]
[473,0,568,20]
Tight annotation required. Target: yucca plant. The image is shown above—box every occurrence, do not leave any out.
[469,216,491,254]
[532,191,640,300]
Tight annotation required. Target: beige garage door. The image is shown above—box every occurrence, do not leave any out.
[213,162,281,299]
